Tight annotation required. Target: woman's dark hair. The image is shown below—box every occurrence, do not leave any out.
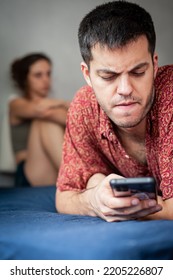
[78,0,156,66]
[10,53,52,91]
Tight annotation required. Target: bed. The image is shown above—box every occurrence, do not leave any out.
[0,186,173,260]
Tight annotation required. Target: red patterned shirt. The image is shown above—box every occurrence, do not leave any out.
[57,65,173,199]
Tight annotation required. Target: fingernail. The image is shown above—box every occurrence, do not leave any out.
[131,199,139,206]
[148,200,156,207]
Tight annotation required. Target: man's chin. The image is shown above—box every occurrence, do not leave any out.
[113,117,144,128]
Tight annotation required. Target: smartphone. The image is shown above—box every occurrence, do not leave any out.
[110,177,157,201]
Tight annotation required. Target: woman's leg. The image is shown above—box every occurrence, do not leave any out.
[24,120,65,186]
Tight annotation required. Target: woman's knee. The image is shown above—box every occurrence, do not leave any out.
[40,121,65,136]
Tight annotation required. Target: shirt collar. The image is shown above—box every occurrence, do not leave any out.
[99,107,118,141]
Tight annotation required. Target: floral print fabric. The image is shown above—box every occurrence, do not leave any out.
[57,65,173,199]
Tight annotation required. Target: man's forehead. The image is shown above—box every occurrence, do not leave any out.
[90,37,150,71]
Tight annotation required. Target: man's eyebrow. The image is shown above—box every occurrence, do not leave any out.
[96,62,149,75]
[96,69,117,75]
[130,62,149,71]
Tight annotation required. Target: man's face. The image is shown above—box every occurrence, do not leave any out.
[81,35,158,129]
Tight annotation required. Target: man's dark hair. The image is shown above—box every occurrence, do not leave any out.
[78,0,156,65]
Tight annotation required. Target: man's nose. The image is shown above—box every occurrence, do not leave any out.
[117,75,133,96]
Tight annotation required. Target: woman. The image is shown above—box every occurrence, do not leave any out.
[9,52,69,187]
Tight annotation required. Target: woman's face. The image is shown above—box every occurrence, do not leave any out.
[26,59,52,98]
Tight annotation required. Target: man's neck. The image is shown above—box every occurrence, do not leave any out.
[115,118,147,165]
[116,120,147,165]
[116,118,146,143]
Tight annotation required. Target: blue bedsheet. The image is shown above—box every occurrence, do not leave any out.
[0,186,173,260]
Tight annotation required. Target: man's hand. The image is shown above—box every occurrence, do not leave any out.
[86,174,162,222]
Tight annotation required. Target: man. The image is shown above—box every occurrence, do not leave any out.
[56,1,173,221]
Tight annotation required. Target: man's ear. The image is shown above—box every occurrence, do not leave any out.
[153,53,158,78]
[80,62,92,87]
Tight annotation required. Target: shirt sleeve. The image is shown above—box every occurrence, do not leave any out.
[56,95,111,191]
[159,112,173,199]
[157,66,173,199]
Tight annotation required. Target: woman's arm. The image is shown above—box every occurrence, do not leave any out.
[40,106,69,126]
[9,97,69,125]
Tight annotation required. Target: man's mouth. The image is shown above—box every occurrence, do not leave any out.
[116,101,137,106]
[114,101,138,111]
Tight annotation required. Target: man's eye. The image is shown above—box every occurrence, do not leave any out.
[101,76,115,81]
[132,71,145,77]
